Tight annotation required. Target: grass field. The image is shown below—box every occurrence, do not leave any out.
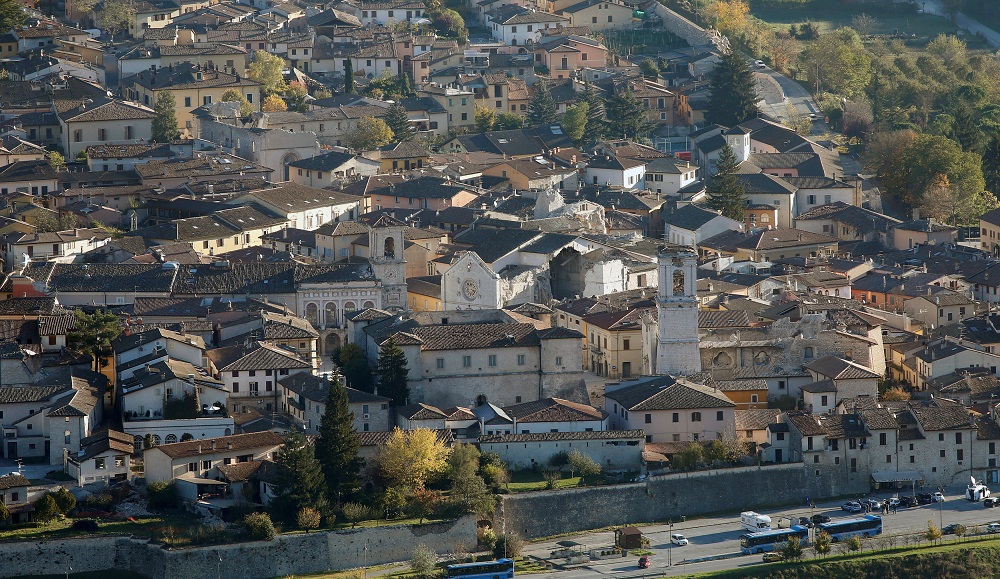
[749,0,958,39]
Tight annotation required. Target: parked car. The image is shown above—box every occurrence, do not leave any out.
[798,517,814,528]
[987,523,1000,534]
[670,533,689,546]
[932,492,946,502]
[917,493,933,505]
[985,497,999,508]
[811,514,831,524]
[762,552,784,563]
[943,524,962,535]
[808,112,819,120]
[899,496,919,508]
[888,497,900,507]
[842,501,863,513]
[638,556,651,569]
[860,498,881,510]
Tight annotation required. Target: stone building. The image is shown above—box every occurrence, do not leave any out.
[655,246,701,376]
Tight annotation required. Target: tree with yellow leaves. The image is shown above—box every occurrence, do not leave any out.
[374,428,450,491]
[705,0,749,36]
[262,94,288,112]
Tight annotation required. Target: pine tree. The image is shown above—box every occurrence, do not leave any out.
[606,86,650,140]
[706,50,760,127]
[527,79,558,126]
[984,136,1000,196]
[273,432,327,523]
[151,92,181,143]
[385,102,416,142]
[706,141,747,222]
[314,380,362,506]
[344,58,355,94]
[376,337,409,405]
[397,73,414,97]
[580,79,606,146]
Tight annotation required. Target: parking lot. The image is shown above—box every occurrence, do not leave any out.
[522,484,1000,579]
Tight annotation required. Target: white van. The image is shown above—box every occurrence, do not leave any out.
[968,476,991,501]
[741,511,772,532]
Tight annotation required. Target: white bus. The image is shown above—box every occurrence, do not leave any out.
[741,511,772,532]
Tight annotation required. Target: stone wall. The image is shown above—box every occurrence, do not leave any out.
[501,463,869,539]
[646,2,728,52]
[0,517,476,579]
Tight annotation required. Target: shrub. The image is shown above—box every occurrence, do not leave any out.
[297,507,321,531]
[34,495,60,523]
[71,519,100,532]
[493,532,524,559]
[342,502,370,528]
[243,512,276,541]
[410,544,437,579]
[479,527,497,551]
[49,488,77,514]
[146,481,179,511]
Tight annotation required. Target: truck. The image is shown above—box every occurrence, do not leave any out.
[967,476,991,501]
[741,511,772,532]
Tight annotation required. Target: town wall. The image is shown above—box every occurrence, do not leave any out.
[500,462,869,539]
[645,3,728,51]
[0,517,476,579]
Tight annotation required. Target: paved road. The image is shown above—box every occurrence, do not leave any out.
[922,0,1000,48]
[522,485,1000,578]
[754,67,828,136]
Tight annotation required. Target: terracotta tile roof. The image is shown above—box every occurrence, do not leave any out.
[734,408,780,431]
[151,431,284,459]
[0,473,29,490]
[397,402,447,420]
[206,341,310,372]
[606,377,735,411]
[502,397,607,423]
[0,385,67,404]
[804,355,881,380]
[357,428,453,446]
[479,429,642,443]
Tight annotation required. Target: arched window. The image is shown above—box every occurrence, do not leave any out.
[325,302,338,327]
[151,434,161,445]
[180,433,194,441]
[363,300,375,309]
[673,269,685,296]
[344,301,357,312]
[133,435,143,451]
[804,347,814,359]
[475,394,488,406]
[384,236,395,258]
[761,214,770,223]
[305,303,318,326]
[751,394,759,403]
[164,434,177,444]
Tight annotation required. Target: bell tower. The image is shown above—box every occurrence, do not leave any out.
[369,225,407,310]
[656,247,701,376]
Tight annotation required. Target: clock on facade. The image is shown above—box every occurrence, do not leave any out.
[463,278,479,300]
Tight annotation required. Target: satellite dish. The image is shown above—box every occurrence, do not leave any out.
[972,475,978,486]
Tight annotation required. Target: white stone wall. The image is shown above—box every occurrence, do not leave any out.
[480,435,644,470]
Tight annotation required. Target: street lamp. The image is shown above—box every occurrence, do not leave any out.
[668,520,673,567]
[217,555,222,579]
[66,566,72,579]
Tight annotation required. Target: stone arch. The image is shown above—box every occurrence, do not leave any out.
[305,303,319,326]
[282,151,299,181]
[164,434,177,444]
[326,333,341,353]
[363,300,375,309]
[325,302,338,327]
[713,352,732,368]
[344,301,357,313]
[475,394,488,406]
[224,428,232,436]
[180,433,194,441]
[384,236,395,258]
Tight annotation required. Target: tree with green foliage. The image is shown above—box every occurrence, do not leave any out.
[580,80,606,146]
[34,494,60,523]
[706,50,759,126]
[410,544,437,579]
[397,73,414,97]
[374,428,450,491]
[800,28,873,98]
[672,443,704,470]
[567,449,601,481]
[249,51,287,95]
[847,535,862,552]
[704,439,729,464]
[34,210,78,233]
[151,92,181,143]
[527,80,558,126]
[448,443,495,515]
[315,382,362,506]
[146,481,179,511]
[344,58,355,94]
[272,432,327,523]
[243,512,276,541]
[0,500,9,523]
[428,7,467,42]
[639,59,659,80]
[984,136,1000,195]
[46,150,66,171]
[297,506,321,531]
[560,102,589,144]
[706,142,747,222]
[606,87,650,139]
[221,89,253,117]
[345,116,394,151]
[925,519,943,543]
[385,102,416,142]
[494,111,524,130]
[284,82,310,112]
[493,532,524,559]
[475,104,496,132]
[898,133,986,216]
[376,337,409,404]
[98,0,134,40]
[341,502,371,527]
[814,531,831,556]
[782,535,803,561]
[67,309,121,371]
[338,343,373,392]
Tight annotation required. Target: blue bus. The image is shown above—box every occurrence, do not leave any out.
[739,526,809,554]
[446,559,515,579]
[816,515,883,541]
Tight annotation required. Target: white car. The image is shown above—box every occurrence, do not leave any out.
[754,60,766,69]
[988,523,1000,533]
[932,492,945,502]
[671,533,689,546]
[808,112,819,120]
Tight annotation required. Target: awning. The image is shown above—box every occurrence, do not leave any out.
[871,470,923,484]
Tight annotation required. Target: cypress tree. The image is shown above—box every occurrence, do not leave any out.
[314,379,362,505]
[344,58,355,94]
[385,102,416,142]
[527,79,558,126]
[580,79,606,146]
[706,141,747,222]
[984,136,1000,196]
[376,337,409,405]
[151,92,181,143]
[706,50,759,127]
